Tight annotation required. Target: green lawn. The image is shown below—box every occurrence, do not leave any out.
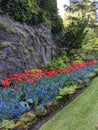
[40,77,98,130]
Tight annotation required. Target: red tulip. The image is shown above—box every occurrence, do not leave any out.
[14,86,18,91]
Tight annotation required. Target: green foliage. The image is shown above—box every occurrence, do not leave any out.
[37,0,64,34]
[58,84,78,99]
[63,0,96,60]
[61,19,88,56]
[50,14,63,34]
[0,18,9,31]
[43,1,63,35]
[9,27,27,39]
[0,41,11,48]
[43,50,70,70]
[28,46,34,52]
[64,0,96,24]
[94,68,98,76]
[0,119,14,130]
[58,50,70,62]
[69,50,86,62]
[82,29,98,60]
[43,58,66,70]
[0,0,41,24]
[82,28,97,45]
[0,0,63,35]
[88,72,96,79]
[84,79,90,85]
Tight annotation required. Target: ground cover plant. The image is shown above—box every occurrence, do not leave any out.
[40,77,98,130]
[0,61,98,121]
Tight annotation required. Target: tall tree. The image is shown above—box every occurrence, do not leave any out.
[64,0,96,25]
[61,19,88,56]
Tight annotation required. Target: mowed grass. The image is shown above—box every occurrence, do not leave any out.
[40,77,98,130]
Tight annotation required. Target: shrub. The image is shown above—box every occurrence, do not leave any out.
[58,50,70,62]
[94,68,98,76]
[61,19,88,56]
[43,58,66,70]
[0,119,14,129]
[88,72,96,79]
[0,0,42,24]
[58,84,78,99]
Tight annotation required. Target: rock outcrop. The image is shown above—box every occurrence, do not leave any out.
[0,16,58,82]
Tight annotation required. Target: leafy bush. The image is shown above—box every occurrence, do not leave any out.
[58,50,70,62]
[82,38,98,60]
[94,68,98,76]
[58,84,78,99]
[84,79,90,86]
[43,58,66,70]
[50,14,63,34]
[0,119,14,129]
[0,0,42,24]
[61,19,88,56]
[36,0,63,35]
[88,72,96,79]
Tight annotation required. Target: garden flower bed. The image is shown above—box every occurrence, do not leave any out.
[0,61,98,129]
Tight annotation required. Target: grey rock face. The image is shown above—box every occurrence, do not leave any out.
[0,16,58,82]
